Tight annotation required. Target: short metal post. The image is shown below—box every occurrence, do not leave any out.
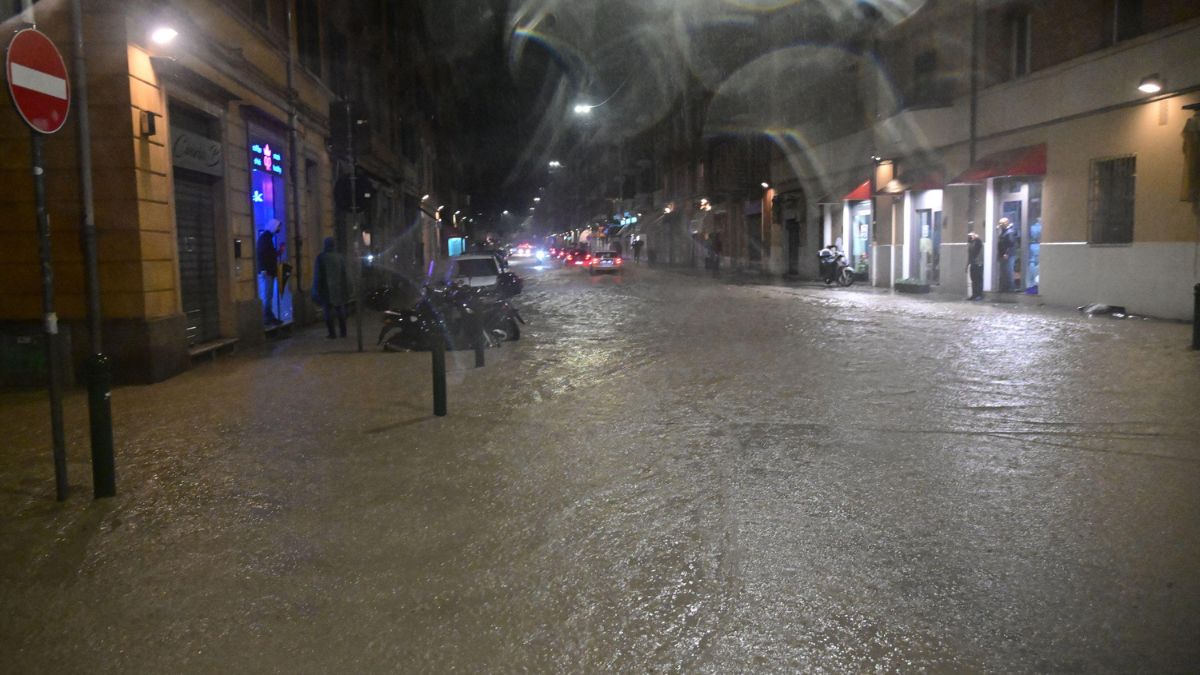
[87,354,115,497]
[1193,284,1200,350]
[431,338,447,417]
[473,319,486,368]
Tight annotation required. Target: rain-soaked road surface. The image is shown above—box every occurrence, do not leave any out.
[2,260,1199,673]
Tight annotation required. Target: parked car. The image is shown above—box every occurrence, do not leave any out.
[588,251,623,275]
[430,254,504,289]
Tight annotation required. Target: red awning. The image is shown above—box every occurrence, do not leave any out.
[950,143,1047,184]
[842,180,871,201]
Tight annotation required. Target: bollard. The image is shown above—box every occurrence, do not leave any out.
[474,326,486,369]
[431,337,447,417]
[1193,284,1200,351]
[87,354,116,498]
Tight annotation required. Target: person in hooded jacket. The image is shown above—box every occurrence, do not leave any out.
[312,236,352,339]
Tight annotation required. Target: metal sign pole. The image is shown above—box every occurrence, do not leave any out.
[31,133,68,501]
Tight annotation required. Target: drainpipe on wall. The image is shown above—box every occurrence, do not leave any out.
[286,2,305,324]
[71,0,115,498]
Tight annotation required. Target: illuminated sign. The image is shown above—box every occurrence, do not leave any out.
[249,141,284,175]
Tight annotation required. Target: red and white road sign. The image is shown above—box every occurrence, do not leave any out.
[6,29,70,134]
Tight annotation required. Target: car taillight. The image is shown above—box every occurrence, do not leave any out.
[566,255,573,261]
[615,257,622,264]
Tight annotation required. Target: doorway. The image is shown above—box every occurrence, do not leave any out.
[174,170,220,345]
[993,179,1042,293]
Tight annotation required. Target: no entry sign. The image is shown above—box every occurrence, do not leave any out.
[6,29,70,134]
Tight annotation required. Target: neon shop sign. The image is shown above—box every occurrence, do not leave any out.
[250,141,284,175]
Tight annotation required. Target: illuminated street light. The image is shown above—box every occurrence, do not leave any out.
[437,205,445,212]
[533,197,541,202]
[502,210,510,215]
[573,104,594,115]
[421,194,430,201]
[548,160,563,168]
[150,26,178,45]
[1138,74,1163,94]
[761,182,770,189]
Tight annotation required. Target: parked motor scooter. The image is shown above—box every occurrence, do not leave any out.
[377,283,524,351]
[818,250,855,287]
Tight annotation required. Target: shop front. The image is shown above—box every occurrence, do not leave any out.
[839,180,872,282]
[950,144,1046,294]
[248,133,293,326]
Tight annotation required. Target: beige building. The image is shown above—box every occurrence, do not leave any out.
[1,0,453,384]
[805,1,1200,319]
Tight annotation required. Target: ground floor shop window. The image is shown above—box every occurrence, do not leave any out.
[1089,155,1135,245]
[849,201,871,277]
[251,140,292,325]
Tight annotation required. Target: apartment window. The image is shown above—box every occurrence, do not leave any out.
[1113,0,1143,42]
[1010,11,1031,78]
[296,0,321,75]
[1089,155,1136,244]
[251,0,267,26]
[912,50,937,104]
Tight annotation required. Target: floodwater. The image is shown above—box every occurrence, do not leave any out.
[2,260,1198,672]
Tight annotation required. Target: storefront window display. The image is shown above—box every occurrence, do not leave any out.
[250,139,292,325]
[849,201,871,276]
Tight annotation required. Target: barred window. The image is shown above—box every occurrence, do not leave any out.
[1089,155,1136,244]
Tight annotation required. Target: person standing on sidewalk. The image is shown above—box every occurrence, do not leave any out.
[966,230,984,300]
[312,236,351,339]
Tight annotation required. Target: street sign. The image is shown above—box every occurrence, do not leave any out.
[6,28,71,134]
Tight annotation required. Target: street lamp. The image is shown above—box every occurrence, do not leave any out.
[761,182,770,189]
[573,103,594,115]
[549,160,563,168]
[421,194,430,201]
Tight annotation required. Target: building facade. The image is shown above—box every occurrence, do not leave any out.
[1,0,458,384]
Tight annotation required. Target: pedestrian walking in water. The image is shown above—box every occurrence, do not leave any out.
[966,230,984,300]
[312,236,351,338]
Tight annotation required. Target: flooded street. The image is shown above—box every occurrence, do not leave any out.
[2,261,1199,672]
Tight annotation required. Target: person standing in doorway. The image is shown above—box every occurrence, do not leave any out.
[312,236,351,339]
[257,219,281,323]
[966,230,984,300]
[996,217,1019,292]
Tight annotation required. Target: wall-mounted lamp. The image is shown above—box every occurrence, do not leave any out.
[1138,74,1163,94]
[140,110,160,137]
[761,182,770,189]
[150,26,178,46]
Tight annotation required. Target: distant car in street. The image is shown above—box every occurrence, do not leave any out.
[563,248,591,268]
[588,251,623,275]
[511,243,534,258]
